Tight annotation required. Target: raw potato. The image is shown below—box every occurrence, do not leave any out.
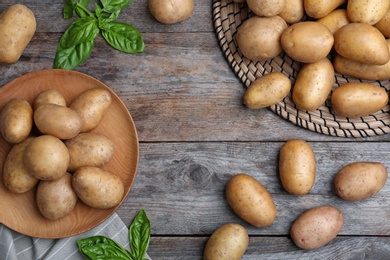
[246,0,286,17]
[203,223,249,260]
[279,0,305,24]
[290,205,344,250]
[3,137,39,193]
[65,132,114,172]
[36,172,78,220]
[33,89,67,110]
[0,4,36,64]
[23,135,70,181]
[317,9,350,34]
[374,8,390,38]
[243,72,291,109]
[331,82,389,118]
[236,16,288,61]
[279,139,316,195]
[149,0,194,24]
[334,162,388,202]
[292,58,334,111]
[0,98,33,144]
[226,174,277,227]
[69,87,112,132]
[304,0,346,18]
[72,166,125,209]
[347,0,390,25]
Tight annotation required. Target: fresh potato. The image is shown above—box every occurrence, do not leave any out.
[347,0,390,25]
[334,162,388,202]
[33,89,67,110]
[279,0,305,24]
[65,132,114,172]
[23,135,70,181]
[280,21,334,63]
[304,0,346,19]
[246,0,286,17]
[243,72,291,109]
[292,58,334,111]
[203,223,249,260]
[69,87,111,132]
[2,137,39,193]
[374,7,390,38]
[36,172,78,220]
[226,174,277,227]
[290,205,344,250]
[331,82,389,118]
[0,98,33,144]
[317,9,351,34]
[149,0,194,24]
[334,23,389,65]
[236,16,288,61]
[0,4,36,64]
[279,139,316,195]
[72,166,124,209]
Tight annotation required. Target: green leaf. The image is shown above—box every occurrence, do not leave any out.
[129,209,150,260]
[77,236,132,260]
[60,17,100,48]
[53,40,94,70]
[100,0,132,13]
[63,0,77,19]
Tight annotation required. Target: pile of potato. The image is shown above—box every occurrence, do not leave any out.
[0,87,125,220]
[237,0,390,118]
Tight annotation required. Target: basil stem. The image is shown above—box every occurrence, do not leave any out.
[129,209,150,260]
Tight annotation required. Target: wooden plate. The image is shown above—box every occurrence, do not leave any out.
[0,69,139,238]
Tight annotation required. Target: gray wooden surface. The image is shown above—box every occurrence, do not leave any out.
[1,0,389,259]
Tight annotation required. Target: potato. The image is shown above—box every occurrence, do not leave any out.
[374,7,390,38]
[280,21,334,63]
[0,98,33,144]
[72,166,124,209]
[2,137,39,193]
[317,9,351,34]
[334,162,388,202]
[243,72,291,109]
[149,0,194,24]
[292,58,334,111]
[246,0,286,17]
[23,135,70,181]
[33,89,67,110]
[34,103,83,140]
[226,174,277,227]
[331,82,389,118]
[279,0,305,24]
[347,0,390,25]
[0,4,36,64]
[203,223,249,260]
[236,16,288,61]
[334,23,389,65]
[36,172,78,220]
[69,87,111,132]
[279,139,316,195]
[65,133,114,172]
[304,0,346,19]
[290,205,344,250]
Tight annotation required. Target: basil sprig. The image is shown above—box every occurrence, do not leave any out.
[77,209,151,260]
[54,0,145,70]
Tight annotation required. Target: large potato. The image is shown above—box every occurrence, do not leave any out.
[0,4,36,64]
[304,0,346,19]
[279,139,316,195]
[72,166,124,209]
[374,8,390,38]
[290,205,344,250]
[149,0,194,24]
[317,9,351,34]
[226,174,277,227]
[347,0,390,25]
[246,0,285,17]
[33,89,67,110]
[0,98,33,144]
[279,0,305,24]
[203,223,249,260]
[334,162,388,202]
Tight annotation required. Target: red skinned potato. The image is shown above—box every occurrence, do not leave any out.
[149,0,194,24]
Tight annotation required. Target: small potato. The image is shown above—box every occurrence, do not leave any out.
[65,133,114,172]
[304,0,346,19]
[226,174,277,227]
[246,0,286,17]
[33,89,67,110]
[331,82,389,118]
[281,21,334,63]
[23,135,70,181]
[374,7,390,38]
[290,205,344,250]
[243,72,291,109]
[334,23,389,65]
[334,162,388,202]
[292,58,334,111]
[72,166,124,209]
[279,139,316,195]
[317,9,351,34]
[236,16,288,61]
[2,137,39,193]
[347,0,390,25]
[0,98,33,144]
[149,0,194,24]
[203,223,249,260]
[36,172,78,220]
[69,87,111,132]
[279,0,305,24]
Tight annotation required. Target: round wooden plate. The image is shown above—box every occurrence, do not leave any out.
[0,69,139,238]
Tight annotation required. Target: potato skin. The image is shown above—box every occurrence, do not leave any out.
[33,89,67,110]
[149,0,194,24]
[246,0,286,17]
[334,162,388,202]
[317,9,351,34]
[203,223,249,260]
[347,0,390,25]
[304,0,346,19]
[374,8,390,38]
[226,174,277,227]
[72,166,124,209]
[279,0,304,24]
[290,205,344,250]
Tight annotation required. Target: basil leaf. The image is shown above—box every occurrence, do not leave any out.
[78,236,132,260]
[101,22,145,54]
[53,40,94,70]
[60,17,100,48]
[129,209,150,260]
[100,0,132,13]
[79,0,90,6]
[63,0,77,19]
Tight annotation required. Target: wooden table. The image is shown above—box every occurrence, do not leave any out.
[1,0,389,259]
